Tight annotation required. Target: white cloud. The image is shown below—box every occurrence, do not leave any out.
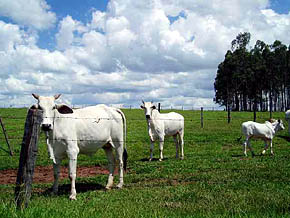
[0,0,290,109]
[0,21,22,51]
[0,0,56,30]
[56,16,87,50]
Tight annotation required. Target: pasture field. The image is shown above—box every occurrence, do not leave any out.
[0,108,290,217]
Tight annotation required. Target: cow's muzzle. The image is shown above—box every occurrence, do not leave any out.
[41,124,52,131]
[146,115,151,119]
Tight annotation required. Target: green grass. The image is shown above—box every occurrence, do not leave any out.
[1,108,290,217]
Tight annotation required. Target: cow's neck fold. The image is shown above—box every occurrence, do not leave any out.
[272,122,280,134]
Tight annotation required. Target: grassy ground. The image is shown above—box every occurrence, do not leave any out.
[0,108,290,217]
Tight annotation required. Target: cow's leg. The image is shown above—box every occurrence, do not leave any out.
[68,158,78,200]
[270,140,274,155]
[149,140,154,161]
[67,144,79,200]
[159,136,165,161]
[243,138,248,156]
[173,135,179,159]
[179,130,184,160]
[247,140,255,157]
[52,158,62,194]
[262,140,269,155]
[104,146,115,190]
[115,144,124,189]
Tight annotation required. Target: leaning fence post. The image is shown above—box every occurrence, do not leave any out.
[15,109,42,209]
[201,107,204,128]
[0,117,13,156]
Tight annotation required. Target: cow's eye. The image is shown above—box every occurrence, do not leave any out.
[52,105,56,110]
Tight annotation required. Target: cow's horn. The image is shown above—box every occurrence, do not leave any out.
[32,93,39,100]
[54,94,61,100]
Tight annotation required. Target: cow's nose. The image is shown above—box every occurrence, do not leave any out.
[42,124,52,131]
[146,115,150,119]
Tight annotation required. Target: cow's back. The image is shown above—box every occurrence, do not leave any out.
[72,105,124,153]
[160,112,184,136]
[242,121,273,139]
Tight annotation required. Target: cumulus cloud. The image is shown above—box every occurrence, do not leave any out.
[0,0,290,109]
[0,0,56,30]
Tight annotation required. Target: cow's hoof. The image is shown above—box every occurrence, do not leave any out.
[117,183,123,189]
[69,195,77,200]
[261,150,266,155]
[105,186,112,190]
[159,158,162,162]
[149,158,152,162]
[180,156,184,160]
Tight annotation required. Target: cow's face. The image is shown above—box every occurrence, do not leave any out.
[277,119,285,131]
[140,101,156,119]
[32,94,73,131]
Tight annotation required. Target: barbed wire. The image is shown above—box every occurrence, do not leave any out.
[0,116,281,122]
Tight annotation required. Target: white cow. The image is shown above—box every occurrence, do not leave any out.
[285,110,290,135]
[31,94,127,200]
[241,119,285,156]
[140,101,184,161]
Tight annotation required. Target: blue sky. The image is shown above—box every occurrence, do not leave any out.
[0,0,290,108]
[38,0,109,50]
[270,0,290,14]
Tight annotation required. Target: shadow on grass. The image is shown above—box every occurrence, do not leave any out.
[139,157,169,162]
[278,135,290,142]
[231,153,267,158]
[41,182,105,196]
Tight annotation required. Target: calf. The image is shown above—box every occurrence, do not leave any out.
[241,119,284,156]
[140,101,184,161]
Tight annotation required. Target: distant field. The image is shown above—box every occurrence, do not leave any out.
[0,108,290,217]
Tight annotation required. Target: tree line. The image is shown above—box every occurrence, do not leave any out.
[214,32,290,113]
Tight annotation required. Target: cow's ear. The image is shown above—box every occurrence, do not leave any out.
[152,105,156,110]
[140,105,145,109]
[56,104,73,114]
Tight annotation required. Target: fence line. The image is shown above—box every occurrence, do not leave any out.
[0,104,224,111]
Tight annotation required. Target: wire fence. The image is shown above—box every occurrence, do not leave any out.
[0,107,287,159]
[0,104,224,111]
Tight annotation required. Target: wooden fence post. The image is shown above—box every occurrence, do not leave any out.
[201,107,204,128]
[158,103,161,112]
[227,107,231,124]
[15,109,42,209]
[0,117,13,156]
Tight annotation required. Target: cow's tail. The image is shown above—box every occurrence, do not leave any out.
[116,109,127,171]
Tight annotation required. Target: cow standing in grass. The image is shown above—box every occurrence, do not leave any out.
[140,101,184,161]
[31,94,127,200]
[241,119,285,156]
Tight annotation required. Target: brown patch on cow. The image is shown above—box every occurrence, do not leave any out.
[268,118,276,123]
[0,165,110,185]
